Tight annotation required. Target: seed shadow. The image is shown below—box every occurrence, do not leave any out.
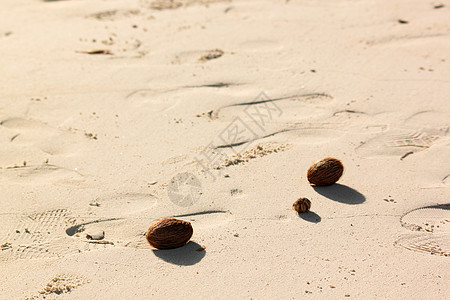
[312,184,366,205]
[298,211,321,223]
[152,241,206,266]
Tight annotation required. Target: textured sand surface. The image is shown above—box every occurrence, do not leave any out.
[0,0,449,299]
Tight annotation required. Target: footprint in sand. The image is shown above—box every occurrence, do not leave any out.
[239,39,284,52]
[206,92,342,150]
[329,110,388,131]
[64,210,233,251]
[0,206,142,261]
[65,192,158,249]
[126,86,236,115]
[395,234,449,257]
[404,110,449,129]
[355,129,441,157]
[365,32,449,47]
[0,193,231,261]
[355,110,449,158]
[0,117,82,156]
[211,92,333,123]
[92,192,158,217]
[0,209,134,261]
[109,210,234,250]
[125,89,182,112]
[0,117,88,185]
[213,126,344,153]
[400,204,450,233]
[0,209,82,261]
[0,164,85,186]
[394,204,450,257]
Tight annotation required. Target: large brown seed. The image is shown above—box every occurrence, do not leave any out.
[307,157,344,186]
[145,218,193,250]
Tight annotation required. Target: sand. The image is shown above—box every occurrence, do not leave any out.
[0,0,449,299]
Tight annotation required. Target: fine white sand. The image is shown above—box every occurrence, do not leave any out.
[0,0,449,299]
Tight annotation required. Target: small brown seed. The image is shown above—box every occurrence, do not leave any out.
[307,157,344,186]
[145,218,193,250]
[293,197,311,213]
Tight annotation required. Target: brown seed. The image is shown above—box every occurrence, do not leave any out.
[145,218,193,249]
[293,198,311,213]
[307,157,344,186]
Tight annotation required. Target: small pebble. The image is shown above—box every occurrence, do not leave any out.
[86,229,104,240]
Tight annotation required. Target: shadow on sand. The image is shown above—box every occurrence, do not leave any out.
[313,184,365,205]
[152,241,206,266]
[297,211,321,223]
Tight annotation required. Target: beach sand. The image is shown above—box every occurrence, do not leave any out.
[0,0,449,299]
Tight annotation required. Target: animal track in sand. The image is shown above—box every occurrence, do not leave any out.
[394,204,449,257]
